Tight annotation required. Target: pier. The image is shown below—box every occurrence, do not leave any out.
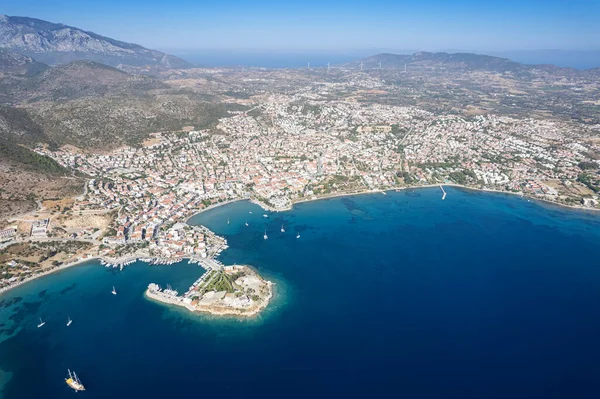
[197,258,224,271]
[440,185,447,200]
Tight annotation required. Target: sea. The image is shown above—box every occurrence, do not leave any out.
[1,187,600,399]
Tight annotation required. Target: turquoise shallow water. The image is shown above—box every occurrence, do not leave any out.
[1,187,600,398]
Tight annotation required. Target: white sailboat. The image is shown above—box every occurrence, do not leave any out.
[281,224,285,233]
[245,221,249,226]
[227,218,230,225]
[296,232,300,239]
[37,317,45,328]
[249,211,252,214]
[111,286,117,295]
[65,369,85,391]
[263,214,268,218]
[67,317,72,327]
[264,231,268,240]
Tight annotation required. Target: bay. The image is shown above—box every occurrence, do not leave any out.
[1,187,600,398]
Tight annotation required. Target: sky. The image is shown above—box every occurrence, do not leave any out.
[2,0,600,52]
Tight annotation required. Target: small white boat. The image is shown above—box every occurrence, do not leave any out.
[65,369,85,392]
[263,214,268,218]
[37,317,45,328]
[245,221,249,226]
[249,211,252,214]
[227,218,230,225]
[264,231,268,240]
[296,232,300,239]
[281,224,285,233]
[67,317,72,327]
[111,286,117,295]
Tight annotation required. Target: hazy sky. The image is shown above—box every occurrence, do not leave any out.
[2,0,599,52]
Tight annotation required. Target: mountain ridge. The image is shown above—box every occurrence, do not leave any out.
[348,51,600,78]
[0,14,192,70]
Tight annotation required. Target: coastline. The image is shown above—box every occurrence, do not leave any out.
[2,183,598,298]
[0,256,99,296]
[289,183,600,214]
[0,254,182,297]
[439,183,600,214]
[184,198,245,223]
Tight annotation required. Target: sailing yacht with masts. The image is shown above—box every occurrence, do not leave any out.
[67,317,72,327]
[65,369,85,391]
[264,231,268,240]
[37,317,45,328]
[111,286,117,295]
[281,224,285,233]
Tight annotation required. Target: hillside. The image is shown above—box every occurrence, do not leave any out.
[0,57,245,149]
[0,105,52,145]
[0,48,47,75]
[349,52,600,79]
[0,136,82,219]
[0,14,192,70]
[0,60,167,103]
[0,104,79,219]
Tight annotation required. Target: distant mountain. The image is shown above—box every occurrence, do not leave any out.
[0,15,192,70]
[348,52,518,71]
[349,52,600,78]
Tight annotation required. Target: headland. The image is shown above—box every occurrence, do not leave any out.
[145,263,273,317]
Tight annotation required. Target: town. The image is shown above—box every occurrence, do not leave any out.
[1,66,599,292]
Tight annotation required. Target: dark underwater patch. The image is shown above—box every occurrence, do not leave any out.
[59,283,77,295]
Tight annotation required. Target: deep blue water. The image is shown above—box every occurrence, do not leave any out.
[1,187,600,399]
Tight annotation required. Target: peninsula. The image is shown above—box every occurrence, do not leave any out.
[145,263,273,317]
